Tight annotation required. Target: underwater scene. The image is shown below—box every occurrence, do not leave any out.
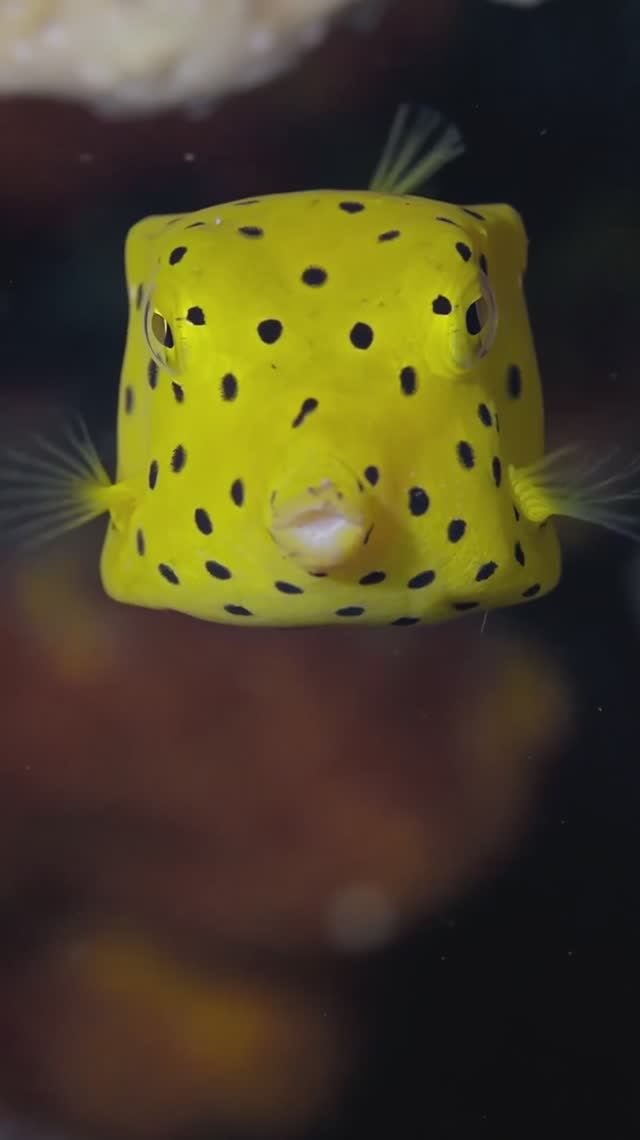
[0,0,638,1137]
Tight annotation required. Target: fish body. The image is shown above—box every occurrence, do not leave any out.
[2,107,636,627]
[101,189,560,626]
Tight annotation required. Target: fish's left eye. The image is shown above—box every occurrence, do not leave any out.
[466,272,497,358]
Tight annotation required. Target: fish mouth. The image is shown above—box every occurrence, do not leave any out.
[270,479,369,572]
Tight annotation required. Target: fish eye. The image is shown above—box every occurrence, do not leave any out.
[144,301,177,372]
[469,271,498,358]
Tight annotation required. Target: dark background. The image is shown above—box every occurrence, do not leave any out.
[0,1,638,1137]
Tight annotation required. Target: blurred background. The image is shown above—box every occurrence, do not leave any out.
[0,0,639,1136]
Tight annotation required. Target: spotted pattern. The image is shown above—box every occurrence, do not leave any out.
[169,246,187,265]
[507,364,522,398]
[408,570,436,589]
[350,322,374,349]
[224,604,252,616]
[222,373,238,401]
[408,487,429,516]
[172,381,184,403]
[206,560,232,580]
[336,606,365,617]
[448,519,466,542]
[515,541,525,566]
[492,456,502,487]
[391,617,420,626]
[456,241,472,262]
[364,465,379,486]
[476,561,498,582]
[302,266,327,286]
[360,571,386,585]
[292,398,318,428]
[231,479,244,507]
[457,441,475,469]
[148,460,159,490]
[432,294,452,315]
[339,201,365,213]
[159,563,179,584]
[400,366,417,395]
[378,229,401,242]
[258,318,283,344]
[238,225,263,238]
[275,581,304,594]
[148,360,159,390]
[124,386,134,413]
[478,402,493,428]
[136,528,145,555]
[171,445,186,473]
[195,508,213,535]
[523,584,541,598]
[187,306,205,325]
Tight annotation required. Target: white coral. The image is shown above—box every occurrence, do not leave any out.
[0,0,356,113]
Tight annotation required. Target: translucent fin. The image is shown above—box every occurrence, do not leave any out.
[509,445,640,541]
[0,414,115,554]
[369,104,465,197]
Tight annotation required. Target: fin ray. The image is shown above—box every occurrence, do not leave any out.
[369,104,465,197]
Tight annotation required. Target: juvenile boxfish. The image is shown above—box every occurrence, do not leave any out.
[2,107,638,628]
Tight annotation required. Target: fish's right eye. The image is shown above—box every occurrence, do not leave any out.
[144,302,176,371]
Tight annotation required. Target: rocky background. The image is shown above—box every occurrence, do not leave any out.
[0,1,639,1138]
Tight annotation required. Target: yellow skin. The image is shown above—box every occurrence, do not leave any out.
[99,189,561,626]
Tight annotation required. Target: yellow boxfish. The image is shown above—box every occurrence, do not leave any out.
[2,108,638,627]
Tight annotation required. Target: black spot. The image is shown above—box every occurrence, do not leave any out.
[466,300,484,335]
[195,508,213,535]
[408,487,430,516]
[224,604,252,616]
[136,528,145,556]
[350,321,374,349]
[339,201,365,213]
[363,524,374,545]
[336,606,365,617]
[364,465,379,486]
[391,616,420,626]
[172,381,184,403]
[221,373,238,401]
[171,445,186,473]
[148,360,159,389]
[457,441,475,469]
[513,505,521,522]
[309,571,328,577]
[492,456,502,487]
[408,569,436,589]
[462,207,485,220]
[495,413,500,432]
[231,478,244,506]
[158,563,179,584]
[186,306,205,325]
[169,246,187,265]
[448,519,466,542]
[522,584,541,598]
[148,460,158,490]
[163,322,174,348]
[186,221,206,228]
[432,294,452,315]
[507,364,522,398]
[378,229,401,242]
[479,253,489,275]
[292,398,318,428]
[206,560,232,580]
[360,571,386,585]
[400,365,417,395]
[275,581,304,594]
[453,601,479,611]
[515,541,526,566]
[124,385,134,413]
[302,266,327,286]
[476,561,498,581]
[478,402,493,428]
[456,241,472,261]
[238,225,263,237]
[135,284,144,310]
[436,216,459,226]
[234,198,260,206]
[257,318,283,344]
